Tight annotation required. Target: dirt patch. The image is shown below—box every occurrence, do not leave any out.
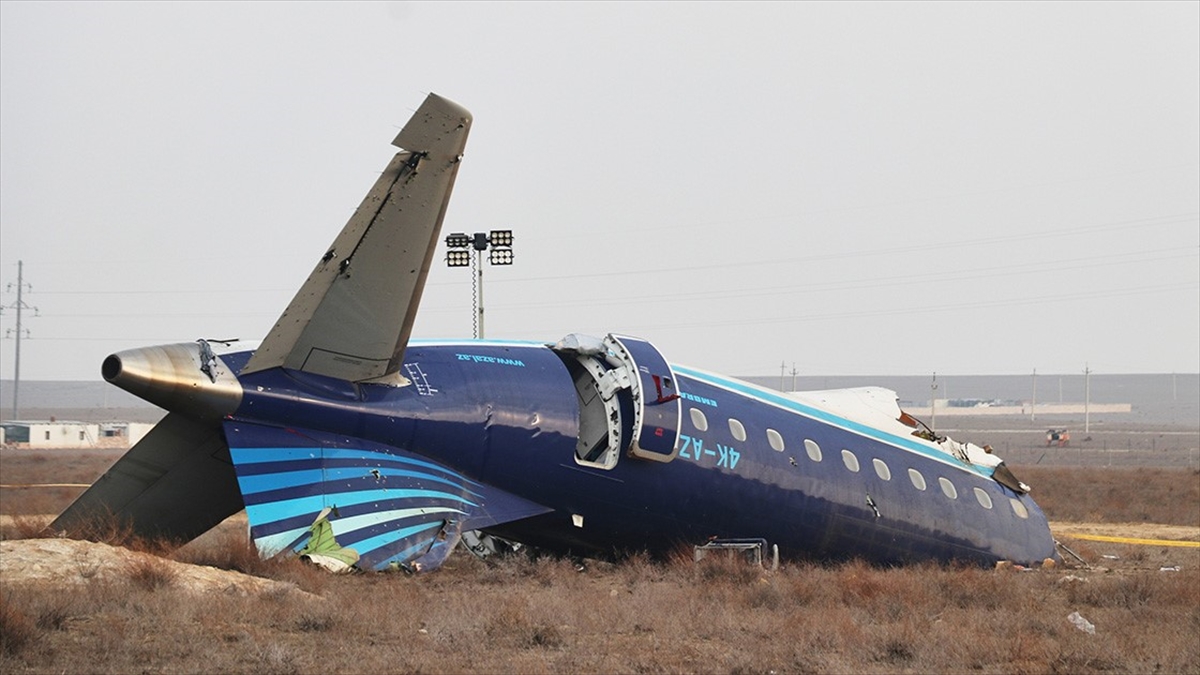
[1050,521,1200,573]
[0,515,53,531]
[1052,521,1200,542]
[0,538,316,599]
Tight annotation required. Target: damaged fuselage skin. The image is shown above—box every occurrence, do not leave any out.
[52,95,1058,572]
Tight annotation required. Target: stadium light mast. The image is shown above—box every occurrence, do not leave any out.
[444,230,514,339]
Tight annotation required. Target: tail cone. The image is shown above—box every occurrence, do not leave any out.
[102,342,242,419]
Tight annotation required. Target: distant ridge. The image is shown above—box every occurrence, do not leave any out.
[2,380,152,410]
[3,373,1197,427]
[740,372,1198,427]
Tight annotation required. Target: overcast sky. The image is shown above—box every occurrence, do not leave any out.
[1,1,1197,383]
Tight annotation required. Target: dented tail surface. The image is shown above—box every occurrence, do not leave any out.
[242,94,472,383]
[224,420,551,572]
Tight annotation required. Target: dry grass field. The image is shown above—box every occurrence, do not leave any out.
[2,446,1198,674]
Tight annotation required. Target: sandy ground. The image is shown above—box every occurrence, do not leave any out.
[5,515,1197,545]
[0,513,248,530]
[1049,521,1200,574]
[3,513,1195,586]
[0,537,317,599]
[1051,521,1200,542]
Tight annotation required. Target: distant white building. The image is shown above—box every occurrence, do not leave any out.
[2,421,154,448]
[98,422,154,447]
[1,421,101,448]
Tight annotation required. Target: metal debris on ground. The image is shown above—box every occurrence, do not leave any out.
[1068,611,1096,635]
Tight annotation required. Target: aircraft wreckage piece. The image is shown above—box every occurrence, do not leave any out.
[53,94,1058,572]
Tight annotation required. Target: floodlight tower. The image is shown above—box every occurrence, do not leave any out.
[444,230,514,339]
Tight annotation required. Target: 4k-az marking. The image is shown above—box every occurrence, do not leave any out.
[679,434,741,470]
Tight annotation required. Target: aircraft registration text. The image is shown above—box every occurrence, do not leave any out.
[678,434,741,470]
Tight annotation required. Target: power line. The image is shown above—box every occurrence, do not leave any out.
[485,247,1197,312]
[515,280,1198,334]
[480,211,1199,284]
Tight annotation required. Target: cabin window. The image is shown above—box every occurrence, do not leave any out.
[938,477,958,500]
[766,428,785,452]
[728,418,747,442]
[908,468,927,491]
[973,487,993,509]
[804,439,822,462]
[79,431,86,441]
[872,458,891,481]
[44,431,51,441]
[689,408,708,432]
[1010,498,1029,519]
[841,449,860,473]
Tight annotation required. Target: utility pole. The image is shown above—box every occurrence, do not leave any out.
[1084,363,1091,434]
[1031,368,1037,423]
[930,372,938,432]
[780,361,786,391]
[790,362,799,391]
[3,261,38,420]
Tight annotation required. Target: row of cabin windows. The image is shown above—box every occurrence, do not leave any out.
[687,407,1028,520]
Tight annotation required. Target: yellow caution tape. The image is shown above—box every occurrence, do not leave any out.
[1060,533,1200,548]
[0,483,91,489]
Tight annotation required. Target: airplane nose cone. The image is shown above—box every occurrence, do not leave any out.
[103,342,243,420]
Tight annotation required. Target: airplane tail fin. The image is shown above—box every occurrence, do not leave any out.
[51,95,471,549]
[242,93,472,383]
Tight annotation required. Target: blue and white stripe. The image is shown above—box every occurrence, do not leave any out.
[228,439,483,570]
[673,364,993,479]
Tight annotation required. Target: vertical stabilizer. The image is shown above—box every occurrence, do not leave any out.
[242,94,472,382]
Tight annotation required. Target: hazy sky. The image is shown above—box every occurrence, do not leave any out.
[2,1,1197,382]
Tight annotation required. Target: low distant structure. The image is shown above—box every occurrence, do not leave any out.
[1046,429,1070,446]
[0,420,152,449]
[1,420,98,448]
[904,400,1133,417]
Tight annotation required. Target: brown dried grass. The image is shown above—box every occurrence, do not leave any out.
[0,448,121,516]
[1,536,1197,674]
[0,594,36,656]
[1017,465,1200,526]
[171,526,331,596]
[1,448,1197,673]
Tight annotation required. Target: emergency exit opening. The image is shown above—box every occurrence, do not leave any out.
[551,333,681,469]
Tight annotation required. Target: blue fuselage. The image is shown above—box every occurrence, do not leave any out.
[222,340,1056,567]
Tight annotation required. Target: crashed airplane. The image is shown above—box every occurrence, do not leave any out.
[52,94,1058,572]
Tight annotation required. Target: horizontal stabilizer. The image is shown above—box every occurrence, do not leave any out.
[242,93,472,383]
[50,413,244,544]
[224,421,550,572]
[460,482,555,532]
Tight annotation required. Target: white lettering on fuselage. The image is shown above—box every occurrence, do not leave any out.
[678,434,740,470]
[680,392,718,407]
[455,353,526,367]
